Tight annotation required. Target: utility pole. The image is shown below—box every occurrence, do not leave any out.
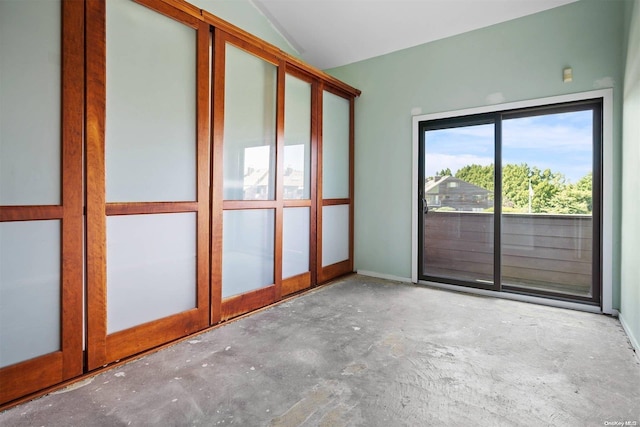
[528,178,533,213]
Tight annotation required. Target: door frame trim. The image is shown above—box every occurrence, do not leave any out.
[411,88,614,313]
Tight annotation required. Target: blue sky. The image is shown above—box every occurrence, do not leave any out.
[424,110,593,183]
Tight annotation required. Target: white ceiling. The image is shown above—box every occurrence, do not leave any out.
[251,0,578,70]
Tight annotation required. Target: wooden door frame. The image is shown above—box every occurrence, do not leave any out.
[280,65,318,297]
[0,0,84,404]
[211,30,282,322]
[85,0,210,370]
[317,84,355,283]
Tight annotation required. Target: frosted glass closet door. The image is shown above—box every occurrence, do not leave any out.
[104,0,197,331]
[106,0,196,203]
[0,0,63,367]
[223,210,275,298]
[282,74,312,281]
[106,214,196,334]
[322,205,350,267]
[223,44,277,201]
[284,75,311,200]
[221,42,277,299]
[283,208,310,278]
[321,90,351,268]
[322,91,350,199]
[0,0,61,205]
[0,221,60,368]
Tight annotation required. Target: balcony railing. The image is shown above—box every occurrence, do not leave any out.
[423,211,592,296]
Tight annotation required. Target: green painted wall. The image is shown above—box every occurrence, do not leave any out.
[327,0,626,308]
[189,0,297,56]
[621,0,640,350]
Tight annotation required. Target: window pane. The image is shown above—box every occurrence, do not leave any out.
[501,110,593,297]
[223,209,274,298]
[107,213,197,334]
[0,220,60,368]
[224,45,277,200]
[106,0,196,202]
[322,91,350,199]
[0,0,61,205]
[322,205,349,267]
[283,207,310,278]
[284,75,311,200]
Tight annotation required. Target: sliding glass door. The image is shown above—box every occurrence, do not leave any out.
[501,106,600,299]
[418,101,601,304]
[419,117,497,289]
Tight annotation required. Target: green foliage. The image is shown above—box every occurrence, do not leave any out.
[548,172,592,214]
[455,164,494,192]
[440,163,592,214]
[502,163,564,213]
[437,168,452,176]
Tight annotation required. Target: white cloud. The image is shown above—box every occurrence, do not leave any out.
[424,110,593,182]
[502,117,591,152]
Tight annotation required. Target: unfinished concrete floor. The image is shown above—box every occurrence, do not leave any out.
[1,275,639,426]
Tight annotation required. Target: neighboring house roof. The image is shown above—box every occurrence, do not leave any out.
[425,175,490,195]
[243,168,305,188]
[243,168,270,188]
[282,168,304,188]
[424,175,493,211]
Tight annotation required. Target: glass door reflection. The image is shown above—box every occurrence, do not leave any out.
[501,108,597,298]
[419,119,496,288]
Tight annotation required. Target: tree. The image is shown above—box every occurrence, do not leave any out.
[502,163,565,213]
[455,164,494,191]
[548,172,592,214]
[436,162,592,214]
[437,168,452,176]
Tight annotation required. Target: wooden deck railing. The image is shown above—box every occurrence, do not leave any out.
[423,211,592,295]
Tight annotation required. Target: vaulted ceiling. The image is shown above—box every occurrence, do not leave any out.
[251,0,578,70]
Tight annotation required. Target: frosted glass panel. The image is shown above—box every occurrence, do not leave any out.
[223,209,274,298]
[283,207,310,279]
[322,205,350,267]
[322,91,350,199]
[0,0,61,205]
[0,221,60,368]
[107,213,196,334]
[223,44,277,200]
[284,75,311,200]
[106,0,196,202]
